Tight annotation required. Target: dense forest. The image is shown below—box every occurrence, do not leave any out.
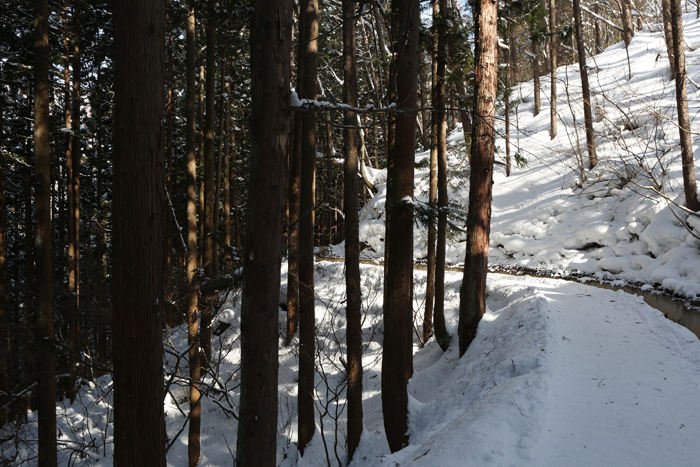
[0,0,697,465]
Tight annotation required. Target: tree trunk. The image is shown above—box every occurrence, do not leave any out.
[550,0,558,139]
[505,28,512,176]
[343,0,363,459]
[286,3,304,346]
[235,0,290,464]
[165,34,174,298]
[662,0,677,79]
[213,58,226,276]
[532,38,540,116]
[185,5,201,466]
[594,1,604,53]
[112,0,166,465]
[621,0,634,46]
[573,0,597,168]
[298,0,319,453]
[0,72,6,429]
[34,0,57,463]
[458,0,498,357]
[222,67,232,272]
[382,0,419,451]
[68,0,81,403]
[670,0,700,211]
[202,13,217,363]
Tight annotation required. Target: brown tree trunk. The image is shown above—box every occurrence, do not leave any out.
[235,0,291,464]
[458,0,498,357]
[594,2,604,53]
[550,0,558,139]
[164,34,174,298]
[532,38,540,116]
[670,0,700,211]
[185,5,201,466]
[621,0,634,46]
[382,0,419,452]
[67,0,81,403]
[34,0,57,463]
[505,28,512,176]
[285,3,304,345]
[573,0,597,169]
[343,0,363,459]
[298,0,319,453]
[433,0,449,351]
[0,72,6,429]
[113,1,166,465]
[202,13,217,363]
[222,67,232,272]
[662,0,677,79]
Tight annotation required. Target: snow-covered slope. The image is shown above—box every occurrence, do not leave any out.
[332,9,700,300]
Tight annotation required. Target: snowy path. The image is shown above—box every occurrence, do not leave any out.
[522,276,700,466]
[353,272,700,467]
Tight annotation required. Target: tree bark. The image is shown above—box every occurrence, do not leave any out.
[0,69,6,429]
[573,0,597,168]
[165,33,174,298]
[202,11,217,363]
[621,0,634,46]
[433,0,449,351]
[550,0,558,139]
[670,0,700,211]
[382,0,419,451]
[298,0,319,453]
[34,0,57,463]
[185,5,201,466]
[68,0,81,403]
[112,0,166,464]
[458,0,498,357]
[662,0,677,79]
[235,0,291,464]
[343,0,363,459]
[532,38,540,116]
[222,66,232,271]
[285,2,304,346]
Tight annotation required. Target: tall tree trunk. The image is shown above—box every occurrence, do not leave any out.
[222,67,232,272]
[285,2,304,346]
[112,0,166,464]
[594,1,604,53]
[235,0,291,464]
[0,71,6,429]
[164,34,174,298]
[458,0,498,357]
[505,28,512,176]
[34,0,57,463]
[670,0,700,211]
[202,11,217,363]
[662,0,676,79]
[343,0,363,459]
[185,5,201,466]
[550,0,558,139]
[573,0,597,168]
[382,0,419,452]
[213,58,226,276]
[199,65,205,268]
[532,38,540,116]
[433,0,450,351]
[621,0,634,46]
[298,0,319,453]
[424,0,440,344]
[67,0,81,403]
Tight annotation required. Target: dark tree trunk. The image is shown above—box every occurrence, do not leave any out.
[235,0,291,464]
[505,28,512,176]
[343,0,363,459]
[298,0,319,453]
[458,0,498,357]
[202,12,217,363]
[573,0,597,168]
[164,34,174,298]
[68,0,81,403]
[670,0,700,211]
[550,0,558,139]
[34,0,57,463]
[185,5,201,466]
[433,0,449,351]
[285,3,303,345]
[382,0,419,452]
[594,2,604,53]
[112,0,166,464]
[223,67,232,271]
[0,71,6,429]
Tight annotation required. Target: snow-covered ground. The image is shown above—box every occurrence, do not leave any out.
[5,7,700,467]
